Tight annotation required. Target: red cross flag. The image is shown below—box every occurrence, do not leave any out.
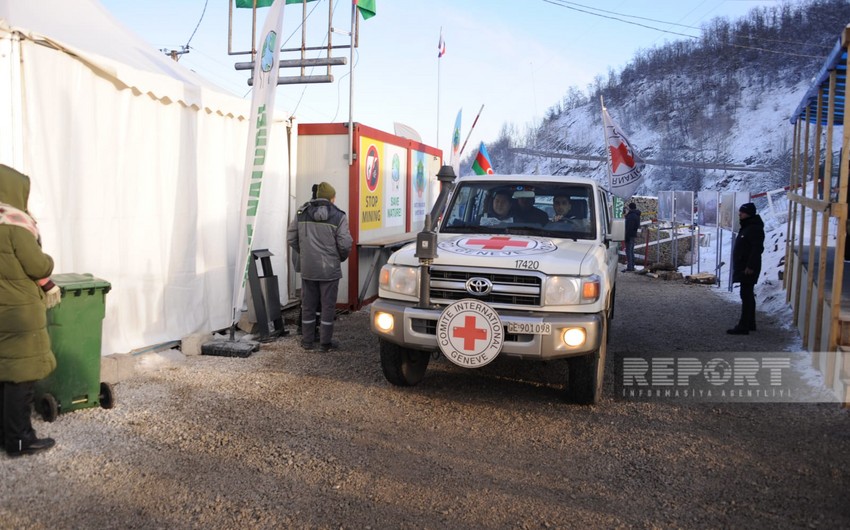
[602,105,645,200]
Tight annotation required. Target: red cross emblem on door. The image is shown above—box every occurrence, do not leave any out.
[465,236,530,250]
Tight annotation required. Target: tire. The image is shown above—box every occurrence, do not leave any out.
[39,393,59,422]
[608,286,616,321]
[99,382,115,410]
[379,339,430,387]
[565,316,608,405]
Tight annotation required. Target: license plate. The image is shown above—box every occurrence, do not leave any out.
[507,322,552,335]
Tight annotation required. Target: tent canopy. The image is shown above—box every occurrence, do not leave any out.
[0,0,292,355]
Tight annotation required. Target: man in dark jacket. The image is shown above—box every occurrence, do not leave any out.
[623,202,641,272]
[0,164,57,456]
[727,202,765,335]
[288,182,353,352]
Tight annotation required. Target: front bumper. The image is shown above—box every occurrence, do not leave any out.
[370,298,604,360]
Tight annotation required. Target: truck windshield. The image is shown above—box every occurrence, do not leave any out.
[440,182,597,240]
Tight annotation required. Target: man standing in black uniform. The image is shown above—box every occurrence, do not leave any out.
[727,202,764,335]
[288,182,353,351]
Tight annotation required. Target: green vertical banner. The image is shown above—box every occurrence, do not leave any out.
[232,0,285,318]
[613,196,625,219]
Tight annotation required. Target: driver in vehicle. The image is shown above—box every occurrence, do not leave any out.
[551,195,574,222]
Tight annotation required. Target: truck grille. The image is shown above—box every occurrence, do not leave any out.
[429,268,542,306]
[411,318,531,343]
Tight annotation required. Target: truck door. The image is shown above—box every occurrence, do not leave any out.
[597,189,619,280]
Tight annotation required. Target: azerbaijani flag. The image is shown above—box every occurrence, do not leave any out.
[472,142,494,175]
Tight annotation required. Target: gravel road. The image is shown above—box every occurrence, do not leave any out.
[1,272,848,529]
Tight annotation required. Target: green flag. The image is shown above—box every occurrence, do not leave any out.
[235,0,319,8]
[355,0,376,20]
[234,0,273,8]
[236,0,374,18]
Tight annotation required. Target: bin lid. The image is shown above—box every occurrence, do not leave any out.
[51,273,111,294]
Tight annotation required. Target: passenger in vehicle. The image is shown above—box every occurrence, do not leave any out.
[481,190,514,226]
[513,192,549,225]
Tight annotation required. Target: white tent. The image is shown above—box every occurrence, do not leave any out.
[0,0,292,355]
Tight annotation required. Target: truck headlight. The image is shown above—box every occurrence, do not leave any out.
[379,265,420,297]
[544,275,600,305]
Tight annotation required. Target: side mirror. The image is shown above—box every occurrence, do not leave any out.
[608,219,625,242]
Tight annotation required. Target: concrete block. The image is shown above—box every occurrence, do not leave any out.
[237,312,258,334]
[101,353,135,383]
[100,356,118,384]
[181,332,212,356]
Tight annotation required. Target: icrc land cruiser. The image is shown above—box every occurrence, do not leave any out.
[370,172,624,404]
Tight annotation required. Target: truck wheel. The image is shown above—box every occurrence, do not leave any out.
[565,317,608,404]
[380,339,430,386]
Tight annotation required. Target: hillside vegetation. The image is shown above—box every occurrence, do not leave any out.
[469,0,850,196]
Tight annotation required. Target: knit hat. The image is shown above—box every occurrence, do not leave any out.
[739,202,756,216]
[316,182,336,200]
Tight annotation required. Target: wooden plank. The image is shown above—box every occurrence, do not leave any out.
[785,121,800,298]
[829,47,850,356]
[793,110,811,329]
[803,91,825,351]
[786,192,831,213]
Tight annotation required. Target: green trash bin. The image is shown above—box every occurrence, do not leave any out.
[34,273,114,422]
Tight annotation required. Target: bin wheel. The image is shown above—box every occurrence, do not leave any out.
[39,394,59,422]
[99,382,115,410]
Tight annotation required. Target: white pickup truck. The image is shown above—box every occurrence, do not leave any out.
[370,174,624,404]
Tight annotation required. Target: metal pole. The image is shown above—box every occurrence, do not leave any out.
[458,104,485,159]
[437,28,442,150]
[347,2,355,166]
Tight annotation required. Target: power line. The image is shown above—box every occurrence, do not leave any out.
[541,0,827,58]
[162,0,209,62]
[540,0,701,40]
[186,0,209,49]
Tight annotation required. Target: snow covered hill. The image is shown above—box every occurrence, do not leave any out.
[470,0,850,200]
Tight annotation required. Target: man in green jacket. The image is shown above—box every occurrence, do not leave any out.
[0,164,58,456]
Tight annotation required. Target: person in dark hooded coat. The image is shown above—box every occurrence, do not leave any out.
[623,202,641,272]
[0,164,58,456]
[727,202,765,335]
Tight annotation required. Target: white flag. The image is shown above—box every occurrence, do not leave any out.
[231,0,285,320]
[450,108,462,175]
[603,107,645,199]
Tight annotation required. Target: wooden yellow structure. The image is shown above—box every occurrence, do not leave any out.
[785,24,850,405]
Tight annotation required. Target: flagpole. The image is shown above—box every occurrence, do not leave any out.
[436,27,442,150]
[600,95,613,191]
[348,1,356,166]
[458,104,484,159]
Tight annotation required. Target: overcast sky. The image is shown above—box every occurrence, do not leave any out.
[99,0,785,158]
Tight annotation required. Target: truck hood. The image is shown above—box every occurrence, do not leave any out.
[388,234,595,276]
